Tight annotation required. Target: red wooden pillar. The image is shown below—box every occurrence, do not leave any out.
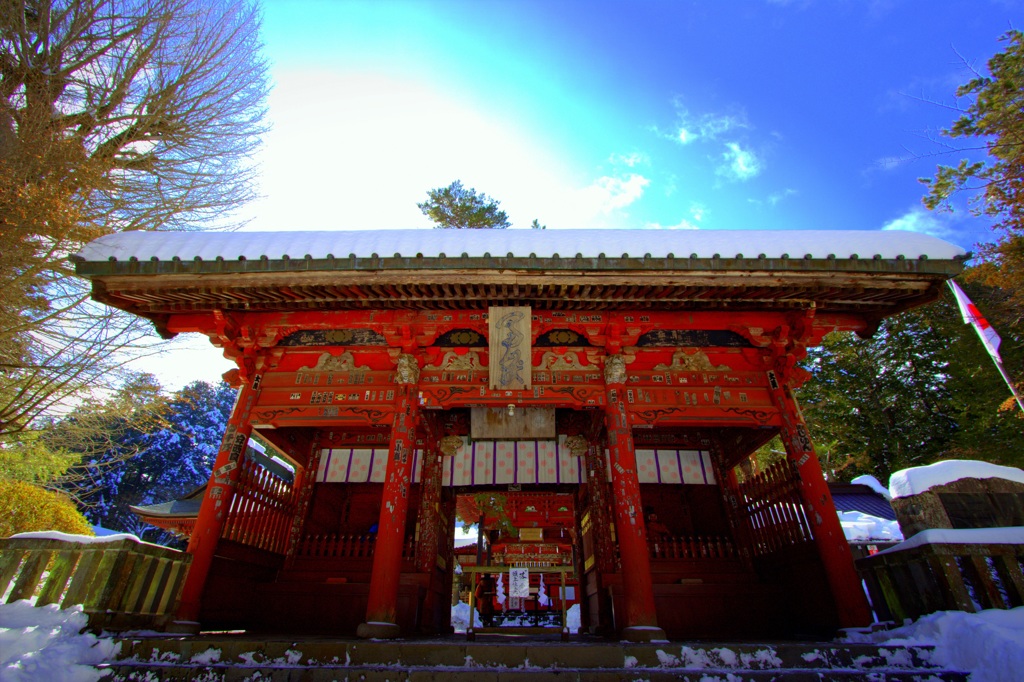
[767,370,872,628]
[603,355,666,642]
[357,354,420,639]
[177,371,264,623]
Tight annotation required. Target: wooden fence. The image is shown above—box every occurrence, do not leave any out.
[0,535,191,631]
[737,459,813,557]
[221,455,298,554]
[857,538,1024,623]
[649,533,735,560]
[295,533,416,561]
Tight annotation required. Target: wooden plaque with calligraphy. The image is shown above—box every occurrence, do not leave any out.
[488,305,532,390]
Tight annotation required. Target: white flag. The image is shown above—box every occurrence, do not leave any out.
[949,281,1002,362]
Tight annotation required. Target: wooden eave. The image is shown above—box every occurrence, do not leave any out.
[78,256,961,324]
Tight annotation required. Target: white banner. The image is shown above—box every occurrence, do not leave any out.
[508,568,530,598]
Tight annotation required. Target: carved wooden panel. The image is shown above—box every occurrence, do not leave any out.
[488,306,531,390]
[470,407,556,440]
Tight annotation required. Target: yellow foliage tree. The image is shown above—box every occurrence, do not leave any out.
[0,479,94,538]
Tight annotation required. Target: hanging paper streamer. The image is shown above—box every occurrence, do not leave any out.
[509,567,530,598]
[537,573,551,606]
[496,572,507,606]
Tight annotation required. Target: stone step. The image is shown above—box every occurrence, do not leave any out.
[104,637,970,681]
[102,663,970,682]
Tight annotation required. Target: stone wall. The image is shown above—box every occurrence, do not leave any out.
[891,477,1024,538]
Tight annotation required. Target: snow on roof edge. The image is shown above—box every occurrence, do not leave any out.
[74,228,967,264]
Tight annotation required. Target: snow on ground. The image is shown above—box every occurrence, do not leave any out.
[889,461,1024,499]
[0,601,120,682]
[1,599,1021,680]
[450,601,581,633]
[838,510,903,542]
[850,474,892,500]
[843,606,1024,682]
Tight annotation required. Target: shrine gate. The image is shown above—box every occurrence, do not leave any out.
[74,228,965,641]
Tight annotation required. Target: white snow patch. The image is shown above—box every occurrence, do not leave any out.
[843,606,1024,682]
[889,461,1024,499]
[851,474,892,500]
[623,655,639,668]
[0,601,120,682]
[10,531,142,544]
[656,649,681,667]
[739,648,782,669]
[838,510,903,542]
[874,527,1024,556]
[449,601,482,633]
[189,647,222,664]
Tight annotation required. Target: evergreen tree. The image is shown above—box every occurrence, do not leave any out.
[418,180,510,229]
[799,283,1024,483]
[922,30,1024,328]
[48,378,235,543]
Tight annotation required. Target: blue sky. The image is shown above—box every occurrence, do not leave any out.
[151,0,1019,388]
[241,0,1018,250]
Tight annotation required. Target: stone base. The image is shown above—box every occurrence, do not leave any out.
[356,621,401,639]
[621,626,668,642]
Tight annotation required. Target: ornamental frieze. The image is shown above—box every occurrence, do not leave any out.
[654,350,731,372]
[425,350,484,371]
[279,329,387,346]
[298,351,372,373]
[636,329,750,347]
[432,328,487,347]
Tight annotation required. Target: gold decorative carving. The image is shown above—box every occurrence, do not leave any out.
[655,350,731,372]
[537,350,584,371]
[604,354,627,385]
[425,350,484,371]
[396,353,420,384]
[439,435,464,457]
[298,351,369,373]
[563,435,589,457]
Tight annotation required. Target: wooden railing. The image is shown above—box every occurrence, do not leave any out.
[856,537,1024,623]
[296,533,416,561]
[737,460,813,557]
[649,534,735,560]
[222,456,297,554]
[0,535,191,631]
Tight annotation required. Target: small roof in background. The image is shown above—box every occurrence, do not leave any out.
[829,483,897,521]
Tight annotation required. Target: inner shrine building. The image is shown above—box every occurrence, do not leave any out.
[74,228,965,641]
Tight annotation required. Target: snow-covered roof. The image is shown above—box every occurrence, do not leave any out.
[889,460,1024,499]
[74,228,966,264]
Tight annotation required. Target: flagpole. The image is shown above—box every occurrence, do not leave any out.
[948,280,1024,414]
[993,359,1024,413]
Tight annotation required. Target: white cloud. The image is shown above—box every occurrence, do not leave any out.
[768,189,796,206]
[670,105,747,145]
[646,217,699,230]
[581,173,650,213]
[881,207,952,238]
[609,151,648,168]
[689,203,707,222]
[875,155,910,171]
[717,142,762,181]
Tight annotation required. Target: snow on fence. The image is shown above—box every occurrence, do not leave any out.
[856,529,1024,623]
[0,534,191,631]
